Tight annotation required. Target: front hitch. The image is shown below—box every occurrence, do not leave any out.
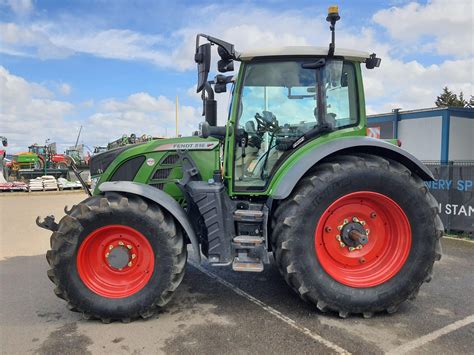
[36,215,59,232]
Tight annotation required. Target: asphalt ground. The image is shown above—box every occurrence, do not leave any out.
[1,192,473,354]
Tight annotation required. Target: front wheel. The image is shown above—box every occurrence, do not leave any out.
[46,192,187,322]
[56,162,68,170]
[272,154,443,318]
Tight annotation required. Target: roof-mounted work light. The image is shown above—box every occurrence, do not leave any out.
[326,5,340,56]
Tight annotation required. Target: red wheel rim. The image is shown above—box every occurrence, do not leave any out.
[77,225,154,298]
[315,191,411,288]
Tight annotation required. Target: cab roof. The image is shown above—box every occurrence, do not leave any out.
[238,46,371,62]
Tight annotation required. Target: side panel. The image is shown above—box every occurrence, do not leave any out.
[398,116,442,161]
[94,136,221,200]
[99,181,201,262]
[270,136,434,200]
[449,116,474,161]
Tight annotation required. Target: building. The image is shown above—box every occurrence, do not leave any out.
[367,107,474,163]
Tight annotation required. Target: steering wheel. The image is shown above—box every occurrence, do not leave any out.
[254,111,279,133]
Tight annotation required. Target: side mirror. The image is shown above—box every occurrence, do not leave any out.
[218,59,234,73]
[366,53,381,69]
[214,82,227,93]
[214,74,233,93]
[217,45,234,73]
[195,43,211,92]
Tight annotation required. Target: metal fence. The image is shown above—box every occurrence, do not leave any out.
[423,161,474,233]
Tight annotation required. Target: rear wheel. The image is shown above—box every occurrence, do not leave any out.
[34,158,44,170]
[56,162,68,170]
[46,192,187,322]
[272,154,443,317]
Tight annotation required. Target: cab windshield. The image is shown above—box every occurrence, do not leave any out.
[234,59,359,189]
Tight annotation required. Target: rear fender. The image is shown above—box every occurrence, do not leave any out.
[99,181,201,262]
[270,136,434,200]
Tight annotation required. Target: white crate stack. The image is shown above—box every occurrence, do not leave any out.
[42,175,58,191]
[28,176,59,191]
[58,177,82,190]
[28,177,44,191]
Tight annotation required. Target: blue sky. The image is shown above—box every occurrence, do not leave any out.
[0,0,472,153]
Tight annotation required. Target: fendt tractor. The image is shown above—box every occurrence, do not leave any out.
[38,7,443,322]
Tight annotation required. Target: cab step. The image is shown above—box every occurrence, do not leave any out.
[233,209,264,222]
[232,256,264,272]
[233,235,264,246]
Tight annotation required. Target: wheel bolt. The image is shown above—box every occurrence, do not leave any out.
[366,229,370,235]
[352,217,359,222]
[336,235,341,241]
[360,220,366,226]
[356,245,363,250]
[337,225,343,231]
[343,219,348,224]
[109,245,114,250]
[325,226,332,233]
[370,212,377,219]
[128,261,133,267]
[349,247,355,252]
[127,244,132,250]
[359,257,366,264]
[339,242,346,248]
[118,241,124,246]
[131,254,136,259]
[105,252,110,258]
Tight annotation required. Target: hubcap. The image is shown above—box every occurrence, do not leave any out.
[107,245,132,269]
[77,225,155,298]
[315,191,412,288]
[340,221,368,248]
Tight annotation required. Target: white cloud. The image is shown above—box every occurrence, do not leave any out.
[0,67,202,153]
[0,66,77,152]
[93,92,202,140]
[364,56,473,112]
[2,0,33,17]
[0,23,73,59]
[373,0,473,58]
[1,0,472,145]
[80,99,94,108]
[58,83,71,95]
[49,29,172,66]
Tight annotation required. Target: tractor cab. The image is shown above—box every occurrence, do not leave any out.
[28,144,47,156]
[194,7,380,193]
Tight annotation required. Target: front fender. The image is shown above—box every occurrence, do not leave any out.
[99,181,200,262]
[270,136,434,200]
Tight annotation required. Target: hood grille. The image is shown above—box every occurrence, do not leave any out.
[161,154,180,165]
[152,168,172,180]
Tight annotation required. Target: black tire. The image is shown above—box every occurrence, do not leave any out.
[34,158,44,170]
[56,162,68,170]
[46,192,187,322]
[271,154,443,318]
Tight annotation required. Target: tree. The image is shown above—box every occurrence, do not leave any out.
[467,95,474,108]
[435,87,469,107]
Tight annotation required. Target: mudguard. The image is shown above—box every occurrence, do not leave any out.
[270,136,434,200]
[99,181,201,262]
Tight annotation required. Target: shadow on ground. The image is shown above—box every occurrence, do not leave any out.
[1,238,473,354]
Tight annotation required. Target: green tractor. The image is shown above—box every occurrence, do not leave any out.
[38,7,442,322]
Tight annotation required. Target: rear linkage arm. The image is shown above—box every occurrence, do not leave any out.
[36,215,59,232]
